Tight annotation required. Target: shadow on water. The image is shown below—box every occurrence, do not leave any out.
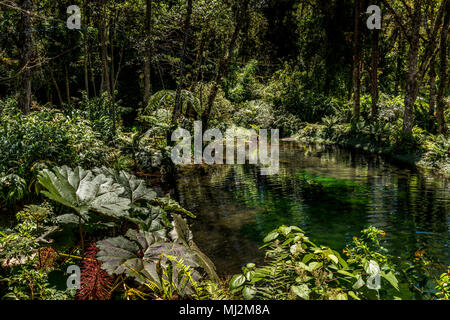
[175,142,449,275]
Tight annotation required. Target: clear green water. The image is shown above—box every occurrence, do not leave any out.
[174,142,449,275]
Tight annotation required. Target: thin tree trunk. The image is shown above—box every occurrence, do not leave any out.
[193,31,207,85]
[395,36,405,94]
[436,3,449,135]
[83,35,90,97]
[100,28,110,95]
[17,0,32,114]
[83,0,89,98]
[100,5,110,95]
[428,55,437,129]
[403,2,422,134]
[110,18,116,135]
[65,64,71,105]
[88,50,97,97]
[352,0,361,122]
[371,29,380,121]
[172,0,193,124]
[144,0,153,105]
[50,68,64,106]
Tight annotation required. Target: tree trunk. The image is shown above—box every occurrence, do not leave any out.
[172,0,193,124]
[401,0,447,134]
[83,35,90,98]
[83,0,89,98]
[403,2,422,134]
[89,52,97,97]
[395,36,405,94]
[99,5,110,95]
[17,0,32,114]
[371,29,380,121]
[352,0,361,122]
[65,64,71,105]
[50,68,64,106]
[436,3,449,135]
[202,0,250,129]
[428,55,436,129]
[144,0,153,105]
[100,29,110,95]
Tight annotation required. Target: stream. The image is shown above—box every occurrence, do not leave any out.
[174,141,449,275]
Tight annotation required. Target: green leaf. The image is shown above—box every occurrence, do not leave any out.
[308,261,322,271]
[296,262,309,270]
[348,291,360,300]
[169,214,220,283]
[189,241,220,283]
[38,166,131,219]
[291,284,310,300]
[56,213,84,225]
[290,226,305,233]
[302,253,314,264]
[263,231,279,243]
[97,229,199,288]
[328,254,339,264]
[242,286,257,300]
[230,274,246,290]
[126,206,169,240]
[352,275,365,290]
[381,271,399,291]
[245,270,255,281]
[337,269,356,278]
[333,292,348,300]
[156,197,196,218]
[278,226,292,236]
[94,167,157,203]
[335,252,348,269]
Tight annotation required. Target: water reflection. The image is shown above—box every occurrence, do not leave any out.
[175,142,449,275]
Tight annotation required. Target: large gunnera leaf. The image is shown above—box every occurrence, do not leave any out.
[170,215,220,282]
[38,166,131,218]
[96,229,199,286]
[126,206,170,240]
[93,167,157,203]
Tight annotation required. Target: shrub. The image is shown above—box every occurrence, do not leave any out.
[226,59,261,103]
[268,66,338,125]
[65,92,124,144]
[0,98,113,183]
[232,100,275,129]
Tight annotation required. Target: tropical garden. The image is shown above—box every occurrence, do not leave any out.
[0,0,448,301]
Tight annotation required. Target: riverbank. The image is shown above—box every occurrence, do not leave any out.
[294,123,450,178]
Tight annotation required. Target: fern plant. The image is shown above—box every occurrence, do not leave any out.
[142,90,202,117]
[125,254,204,300]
